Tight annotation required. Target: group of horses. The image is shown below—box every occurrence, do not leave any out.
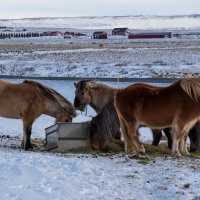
[74,79,200,156]
[1,78,200,157]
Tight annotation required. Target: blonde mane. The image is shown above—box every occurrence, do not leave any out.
[180,78,200,102]
[23,80,76,117]
[87,81,116,90]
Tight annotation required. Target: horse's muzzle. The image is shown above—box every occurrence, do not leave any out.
[74,103,85,112]
[74,97,86,111]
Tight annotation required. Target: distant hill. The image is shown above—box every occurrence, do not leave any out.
[0,15,200,30]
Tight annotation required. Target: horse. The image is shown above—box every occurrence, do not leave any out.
[0,79,77,150]
[114,78,200,156]
[74,80,120,149]
[73,80,175,150]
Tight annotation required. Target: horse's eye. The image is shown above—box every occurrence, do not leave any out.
[81,92,84,95]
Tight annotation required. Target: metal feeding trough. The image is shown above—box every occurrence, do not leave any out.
[45,122,90,152]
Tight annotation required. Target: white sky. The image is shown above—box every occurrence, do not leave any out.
[0,0,199,19]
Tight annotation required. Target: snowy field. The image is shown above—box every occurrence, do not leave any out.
[1,38,200,79]
[0,15,200,200]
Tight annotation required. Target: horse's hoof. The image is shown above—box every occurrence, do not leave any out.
[21,140,33,151]
[173,152,182,157]
[183,152,190,156]
[126,150,138,156]
[24,146,33,151]
[139,151,146,156]
[138,147,145,154]
[128,153,140,159]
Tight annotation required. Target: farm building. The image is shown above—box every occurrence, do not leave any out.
[64,32,75,39]
[128,32,173,39]
[64,32,87,38]
[112,28,130,36]
[64,31,75,36]
[92,31,107,39]
[41,31,63,37]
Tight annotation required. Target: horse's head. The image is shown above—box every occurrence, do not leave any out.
[74,80,92,112]
[55,113,73,122]
[55,107,77,123]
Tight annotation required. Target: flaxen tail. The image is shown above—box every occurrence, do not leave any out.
[180,78,200,102]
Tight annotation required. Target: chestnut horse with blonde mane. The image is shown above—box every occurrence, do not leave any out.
[115,78,200,156]
[0,79,76,150]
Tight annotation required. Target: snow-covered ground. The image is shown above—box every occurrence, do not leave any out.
[0,15,200,200]
[0,149,200,200]
[0,38,200,79]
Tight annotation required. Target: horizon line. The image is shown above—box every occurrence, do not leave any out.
[1,14,200,21]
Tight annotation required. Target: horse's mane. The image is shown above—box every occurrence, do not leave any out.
[180,78,200,102]
[89,100,120,149]
[76,80,115,90]
[76,80,91,90]
[88,82,115,90]
[23,80,76,117]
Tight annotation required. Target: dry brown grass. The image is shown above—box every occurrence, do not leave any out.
[65,140,200,159]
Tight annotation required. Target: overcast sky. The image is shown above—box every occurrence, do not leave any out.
[0,0,199,19]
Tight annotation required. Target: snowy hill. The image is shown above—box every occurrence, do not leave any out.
[1,15,200,30]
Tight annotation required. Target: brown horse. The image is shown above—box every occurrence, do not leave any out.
[0,79,77,150]
[73,80,174,150]
[114,78,200,156]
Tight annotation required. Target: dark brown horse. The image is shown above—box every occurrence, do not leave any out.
[115,78,200,156]
[89,101,121,149]
[0,79,77,150]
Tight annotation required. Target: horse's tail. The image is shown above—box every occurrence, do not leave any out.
[114,89,130,139]
[180,78,200,102]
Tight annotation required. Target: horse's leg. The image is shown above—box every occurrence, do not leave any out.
[21,118,34,150]
[131,129,145,154]
[171,125,182,157]
[114,128,121,140]
[188,127,198,152]
[188,121,200,152]
[124,120,145,154]
[180,131,190,156]
[152,129,162,146]
[163,128,173,149]
[153,128,172,148]
[119,116,137,155]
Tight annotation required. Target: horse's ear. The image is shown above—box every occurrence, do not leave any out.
[74,82,78,88]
